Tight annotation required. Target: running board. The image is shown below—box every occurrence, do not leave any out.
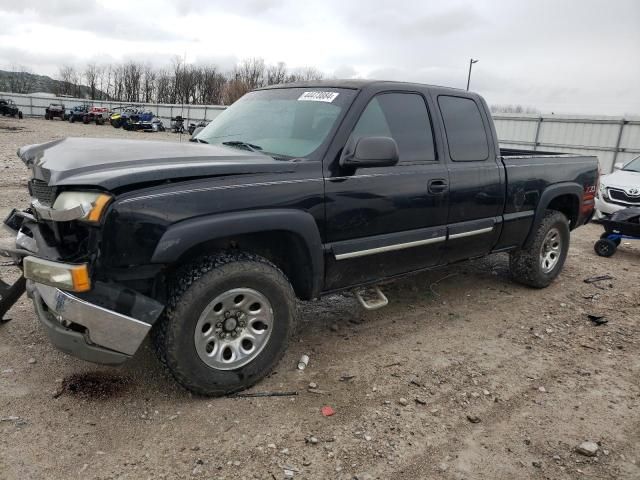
[354,286,388,311]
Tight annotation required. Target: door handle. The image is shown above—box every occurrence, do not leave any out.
[428,179,448,194]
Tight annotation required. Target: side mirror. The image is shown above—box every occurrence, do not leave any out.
[613,162,624,171]
[340,136,399,169]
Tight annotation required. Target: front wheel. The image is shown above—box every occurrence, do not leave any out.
[509,210,570,288]
[152,252,297,396]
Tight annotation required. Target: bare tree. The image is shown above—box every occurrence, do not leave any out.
[122,61,143,102]
[58,65,78,96]
[142,64,156,103]
[7,65,35,93]
[84,63,99,100]
[222,78,250,105]
[288,67,324,83]
[236,58,265,89]
[266,62,287,85]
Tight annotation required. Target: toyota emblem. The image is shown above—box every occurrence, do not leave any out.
[629,188,640,196]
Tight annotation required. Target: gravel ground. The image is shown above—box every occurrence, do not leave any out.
[1,116,639,480]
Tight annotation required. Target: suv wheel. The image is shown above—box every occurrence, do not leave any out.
[152,252,296,396]
[509,210,570,288]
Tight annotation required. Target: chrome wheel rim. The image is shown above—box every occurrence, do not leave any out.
[194,288,273,370]
[540,227,562,273]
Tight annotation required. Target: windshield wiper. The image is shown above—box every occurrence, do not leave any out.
[190,137,209,144]
[222,141,263,152]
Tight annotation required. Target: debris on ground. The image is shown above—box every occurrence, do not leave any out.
[321,406,336,417]
[587,314,608,326]
[584,275,614,284]
[575,441,599,457]
[297,354,309,370]
[232,391,298,398]
[466,414,481,423]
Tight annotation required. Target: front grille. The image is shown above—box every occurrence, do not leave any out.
[28,179,57,207]
[608,188,640,205]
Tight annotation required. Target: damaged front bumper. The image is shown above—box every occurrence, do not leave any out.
[2,207,164,365]
[28,281,154,365]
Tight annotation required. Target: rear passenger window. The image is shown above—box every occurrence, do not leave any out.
[438,96,489,161]
[350,93,436,163]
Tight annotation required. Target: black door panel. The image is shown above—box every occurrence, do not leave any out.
[324,90,449,290]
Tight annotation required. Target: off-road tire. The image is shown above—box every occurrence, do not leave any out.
[152,252,297,396]
[509,210,570,288]
[594,238,617,257]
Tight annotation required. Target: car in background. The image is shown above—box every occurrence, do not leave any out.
[0,99,22,118]
[44,103,65,120]
[595,155,640,218]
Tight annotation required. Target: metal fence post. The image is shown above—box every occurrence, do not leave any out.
[533,116,543,151]
[611,119,627,172]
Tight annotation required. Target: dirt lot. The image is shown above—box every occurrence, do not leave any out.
[0,116,639,480]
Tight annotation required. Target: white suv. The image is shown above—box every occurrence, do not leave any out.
[595,155,640,218]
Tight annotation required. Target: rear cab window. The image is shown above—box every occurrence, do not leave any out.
[349,92,436,164]
[437,95,489,161]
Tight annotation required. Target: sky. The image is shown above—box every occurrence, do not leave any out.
[0,0,639,115]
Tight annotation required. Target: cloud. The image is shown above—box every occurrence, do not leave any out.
[0,0,638,114]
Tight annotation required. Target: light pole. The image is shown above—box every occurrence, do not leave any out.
[466,58,479,91]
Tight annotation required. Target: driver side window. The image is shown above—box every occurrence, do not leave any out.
[349,93,436,163]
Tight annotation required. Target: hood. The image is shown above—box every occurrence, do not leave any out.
[602,169,640,193]
[18,137,295,190]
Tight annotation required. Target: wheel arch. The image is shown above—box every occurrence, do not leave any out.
[151,209,324,300]
[524,183,582,248]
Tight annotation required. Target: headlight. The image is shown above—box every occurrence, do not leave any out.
[598,184,609,200]
[53,191,112,224]
[23,256,91,292]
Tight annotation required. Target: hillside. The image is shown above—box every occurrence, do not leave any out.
[0,70,105,98]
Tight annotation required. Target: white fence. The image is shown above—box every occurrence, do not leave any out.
[0,91,226,127]
[3,92,640,173]
[493,114,640,173]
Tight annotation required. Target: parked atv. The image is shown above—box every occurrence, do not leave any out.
[67,105,89,123]
[122,110,155,131]
[0,99,22,118]
[84,106,110,125]
[171,115,185,133]
[110,106,138,128]
[44,103,65,120]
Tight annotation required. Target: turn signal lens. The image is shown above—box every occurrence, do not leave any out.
[85,193,112,223]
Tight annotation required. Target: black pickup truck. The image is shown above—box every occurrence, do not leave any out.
[0,80,598,396]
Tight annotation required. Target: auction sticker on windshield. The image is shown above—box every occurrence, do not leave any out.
[298,91,339,102]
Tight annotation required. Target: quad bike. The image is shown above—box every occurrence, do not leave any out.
[44,103,65,120]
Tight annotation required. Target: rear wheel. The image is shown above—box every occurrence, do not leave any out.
[594,239,617,257]
[152,252,297,396]
[510,210,570,288]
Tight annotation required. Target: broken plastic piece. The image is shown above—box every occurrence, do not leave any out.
[321,405,336,417]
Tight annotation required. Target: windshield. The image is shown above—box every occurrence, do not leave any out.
[622,155,640,172]
[194,87,356,159]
